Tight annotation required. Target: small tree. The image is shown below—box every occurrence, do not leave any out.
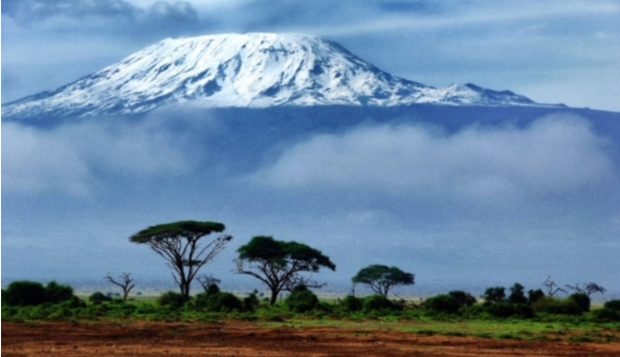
[352,264,415,297]
[236,236,336,305]
[130,220,232,300]
[105,273,136,301]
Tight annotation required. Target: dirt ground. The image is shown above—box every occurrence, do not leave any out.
[3,321,620,357]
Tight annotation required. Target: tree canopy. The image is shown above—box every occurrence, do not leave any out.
[352,264,415,297]
[130,220,231,300]
[236,236,335,304]
[130,221,225,243]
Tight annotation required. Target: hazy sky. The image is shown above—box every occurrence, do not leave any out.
[2,0,620,111]
[2,1,620,296]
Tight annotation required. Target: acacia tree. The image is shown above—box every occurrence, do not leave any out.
[130,220,232,300]
[105,272,136,301]
[352,264,415,297]
[236,236,336,305]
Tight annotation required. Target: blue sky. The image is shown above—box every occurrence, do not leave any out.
[2,1,620,296]
[2,0,620,111]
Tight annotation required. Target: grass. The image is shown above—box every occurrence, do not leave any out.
[3,297,620,344]
[257,316,620,343]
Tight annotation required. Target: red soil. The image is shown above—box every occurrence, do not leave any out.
[3,321,620,356]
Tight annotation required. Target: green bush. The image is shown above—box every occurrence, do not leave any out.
[44,281,75,304]
[532,297,581,315]
[60,296,86,308]
[592,308,620,322]
[285,289,319,313]
[242,292,260,312]
[424,291,477,315]
[568,293,590,313]
[448,291,477,307]
[362,295,399,312]
[527,289,545,305]
[424,295,460,314]
[339,295,363,312]
[206,284,220,296]
[5,281,48,306]
[89,292,113,305]
[508,283,527,305]
[193,292,242,312]
[483,287,505,304]
[485,302,533,318]
[157,291,187,308]
[210,293,243,312]
[604,299,620,311]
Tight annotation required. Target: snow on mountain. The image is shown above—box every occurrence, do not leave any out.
[2,33,561,120]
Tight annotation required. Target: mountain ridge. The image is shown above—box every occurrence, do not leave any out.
[2,33,564,120]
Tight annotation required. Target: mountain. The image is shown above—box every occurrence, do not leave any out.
[3,33,562,121]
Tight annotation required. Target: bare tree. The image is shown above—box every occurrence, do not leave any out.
[105,273,136,301]
[543,276,567,297]
[196,275,221,292]
[566,282,607,297]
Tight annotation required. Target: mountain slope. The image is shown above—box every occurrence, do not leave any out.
[2,33,561,120]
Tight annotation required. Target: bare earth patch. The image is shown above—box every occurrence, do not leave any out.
[3,321,620,356]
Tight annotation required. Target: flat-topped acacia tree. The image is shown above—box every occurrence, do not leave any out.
[352,264,415,297]
[236,236,336,305]
[130,220,232,300]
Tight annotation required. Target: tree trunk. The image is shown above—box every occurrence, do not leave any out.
[180,280,191,301]
[269,288,279,305]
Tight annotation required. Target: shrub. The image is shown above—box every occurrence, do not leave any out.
[89,292,113,305]
[447,291,477,307]
[362,295,398,312]
[508,283,527,305]
[568,293,590,313]
[424,291,477,315]
[242,292,260,312]
[483,287,505,304]
[532,297,581,315]
[604,299,620,311]
[44,281,74,304]
[339,295,363,312]
[592,308,620,322]
[193,292,243,312]
[285,289,319,313]
[485,302,533,318]
[206,284,220,296]
[210,292,243,312]
[157,291,187,308]
[527,289,545,305]
[5,281,48,306]
[424,295,460,314]
[60,296,86,309]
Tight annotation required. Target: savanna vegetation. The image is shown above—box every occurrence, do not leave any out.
[2,219,619,344]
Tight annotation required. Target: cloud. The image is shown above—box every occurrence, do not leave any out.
[2,0,198,27]
[255,115,615,204]
[2,119,191,196]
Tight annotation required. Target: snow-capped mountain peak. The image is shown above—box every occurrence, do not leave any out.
[2,33,561,120]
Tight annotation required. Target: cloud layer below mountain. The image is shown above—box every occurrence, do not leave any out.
[3,112,619,293]
[256,115,614,203]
